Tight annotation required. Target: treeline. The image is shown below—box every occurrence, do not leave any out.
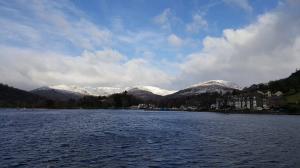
[1,69,299,111]
[54,92,142,109]
[0,84,47,108]
[244,69,300,112]
[158,92,221,110]
[0,84,141,109]
[244,70,300,94]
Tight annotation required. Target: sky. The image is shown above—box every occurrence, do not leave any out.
[0,0,300,90]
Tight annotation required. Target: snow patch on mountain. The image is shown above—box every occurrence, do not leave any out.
[37,85,176,97]
[191,80,242,90]
[174,80,241,96]
[49,85,124,96]
[131,86,176,96]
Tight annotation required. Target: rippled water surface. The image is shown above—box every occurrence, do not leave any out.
[1,109,300,168]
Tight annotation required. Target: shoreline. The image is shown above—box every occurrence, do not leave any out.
[1,107,300,115]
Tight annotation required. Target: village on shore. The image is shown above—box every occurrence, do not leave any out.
[129,90,289,114]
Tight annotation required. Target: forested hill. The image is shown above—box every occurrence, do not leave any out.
[0,84,141,108]
[0,84,48,107]
[0,69,299,110]
[268,70,300,93]
[244,69,300,94]
[244,69,300,111]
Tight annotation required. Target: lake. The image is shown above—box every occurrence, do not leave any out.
[0,109,300,167]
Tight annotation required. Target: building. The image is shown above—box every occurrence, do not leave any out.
[253,96,257,109]
[213,90,284,111]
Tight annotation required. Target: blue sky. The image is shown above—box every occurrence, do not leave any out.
[0,0,279,56]
[0,0,300,90]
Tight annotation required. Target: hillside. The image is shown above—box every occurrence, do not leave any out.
[31,87,83,101]
[169,80,240,97]
[244,69,300,111]
[245,70,300,94]
[0,69,299,111]
[0,84,48,107]
[127,88,163,101]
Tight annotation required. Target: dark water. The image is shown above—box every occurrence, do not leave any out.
[1,109,300,168]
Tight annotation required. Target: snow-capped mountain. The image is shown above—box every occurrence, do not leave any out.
[191,80,242,90]
[31,86,83,101]
[130,86,176,96]
[127,86,176,100]
[49,85,124,96]
[33,85,176,97]
[172,80,241,96]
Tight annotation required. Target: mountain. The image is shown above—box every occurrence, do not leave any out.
[245,70,300,94]
[244,69,300,111]
[0,83,48,107]
[31,87,83,101]
[31,85,124,100]
[33,84,175,98]
[1,69,299,111]
[129,86,176,96]
[48,85,124,96]
[172,80,241,96]
[127,88,162,101]
[126,86,176,101]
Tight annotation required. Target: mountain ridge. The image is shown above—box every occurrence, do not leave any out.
[33,80,239,97]
[0,69,299,111]
[171,80,241,96]
[34,84,176,97]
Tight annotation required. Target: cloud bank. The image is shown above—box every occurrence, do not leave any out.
[0,46,173,90]
[178,1,300,87]
[0,0,300,90]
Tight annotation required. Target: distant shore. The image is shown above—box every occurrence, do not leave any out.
[1,107,300,115]
[211,110,300,115]
[146,109,300,115]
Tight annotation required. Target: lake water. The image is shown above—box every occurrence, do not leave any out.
[1,109,300,168]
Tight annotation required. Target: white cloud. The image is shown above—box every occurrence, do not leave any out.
[118,31,164,45]
[178,1,300,87]
[1,0,300,91]
[224,0,253,13]
[0,1,176,90]
[0,46,173,90]
[81,49,126,63]
[0,18,41,45]
[186,14,208,33]
[35,2,112,50]
[0,0,112,50]
[153,8,175,30]
[167,34,183,47]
